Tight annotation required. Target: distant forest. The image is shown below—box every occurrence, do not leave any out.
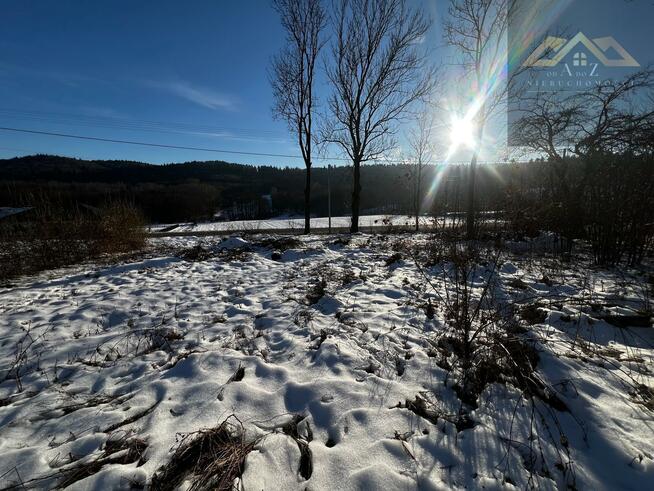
[0,154,504,223]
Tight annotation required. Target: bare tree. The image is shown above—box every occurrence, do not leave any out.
[511,69,654,264]
[407,105,437,231]
[270,0,326,234]
[574,70,654,156]
[324,0,435,232]
[443,0,514,239]
[512,69,654,164]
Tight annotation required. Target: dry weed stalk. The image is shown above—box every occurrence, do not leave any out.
[151,415,257,491]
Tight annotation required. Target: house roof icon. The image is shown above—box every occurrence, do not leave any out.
[523,32,640,68]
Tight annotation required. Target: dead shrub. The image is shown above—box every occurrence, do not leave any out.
[398,393,475,432]
[0,324,53,392]
[385,252,403,266]
[255,236,301,251]
[0,200,145,280]
[217,247,251,262]
[306,277,327,304]
[422,238,446,267]
[520,303,547,325]
[177,245,214,262]
[415,242,567,411]
[632,384,654,411]
[331,236,351,247]
[151,416,257,491]
[95,202,146,254]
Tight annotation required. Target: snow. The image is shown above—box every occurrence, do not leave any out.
[0,234,652,490]
[149,214,435,234]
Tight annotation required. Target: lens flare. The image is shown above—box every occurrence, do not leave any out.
[449,116,476,151]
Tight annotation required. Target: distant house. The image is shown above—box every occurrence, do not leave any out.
[215,192,274,221]
[260,194,273,214]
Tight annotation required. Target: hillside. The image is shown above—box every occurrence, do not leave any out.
[0,155,445,222]
[0,154,268,184]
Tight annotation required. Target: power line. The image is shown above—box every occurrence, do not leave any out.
[0,108,287,138]
[0,125,525,165]
[0,126,350,161]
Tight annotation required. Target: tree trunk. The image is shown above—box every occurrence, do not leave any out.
[465,123,485,240]
[351,161,361,233]
[465,154,477,239]
[415,164,422,232]
[415,190,419,231]
[304,164,311,234]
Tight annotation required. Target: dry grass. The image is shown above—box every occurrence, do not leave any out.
[151,415,257,491]
[57,436,147,488]
[0,201,145,281]
[254,236,302,251]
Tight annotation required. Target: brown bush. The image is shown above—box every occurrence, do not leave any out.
[0,201,145,281]
[95,202,146,254]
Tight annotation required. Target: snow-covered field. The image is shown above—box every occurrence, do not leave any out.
[0,234,652,490]
[149,215,436,234]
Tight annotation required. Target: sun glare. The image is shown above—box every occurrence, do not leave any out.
[449,115,476,151]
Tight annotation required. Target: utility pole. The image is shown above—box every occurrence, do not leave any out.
[327,164,332,233]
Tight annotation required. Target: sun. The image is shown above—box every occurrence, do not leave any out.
[449,115,476,151]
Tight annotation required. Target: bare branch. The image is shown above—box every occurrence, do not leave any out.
[270,0,327,232]
[323,0,437,231]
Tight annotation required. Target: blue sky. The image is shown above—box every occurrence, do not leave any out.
[1,1,650,166]
[0,1,447,166]
[0,1,314,165]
